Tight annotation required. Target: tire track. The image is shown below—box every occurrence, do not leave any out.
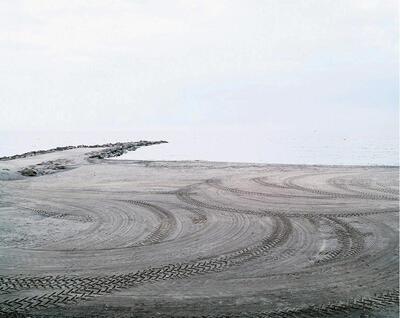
[313,216,365,266]
[252,176,289,190]
[176,186,266,217]
[0,215,292,313]
[176,289,399,318]
[283,173,398,201]
[176,184,398,218]
[207,178,332,200]
[350,178,399,196]
[375,182,399,195]
[30,208,94,223]
[123,200,177,246]
[327,176,398,201]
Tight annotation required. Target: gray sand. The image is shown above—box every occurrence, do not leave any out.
[0,144,398,317]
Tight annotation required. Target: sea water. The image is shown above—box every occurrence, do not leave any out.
[0,129,398,166]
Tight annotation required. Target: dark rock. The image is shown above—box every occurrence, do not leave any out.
[20,168,38,176]
[0,140,168,161]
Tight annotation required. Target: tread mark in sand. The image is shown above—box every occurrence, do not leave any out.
[123,200,177,246]
[312,216,365,266]
[192,289,399,318]
[0,215,292,313]
[176,184,398,218]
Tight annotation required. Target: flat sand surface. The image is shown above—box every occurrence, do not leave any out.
[0,147,399,317]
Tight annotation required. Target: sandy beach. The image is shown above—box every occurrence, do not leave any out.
[1,0,398,316]
[0,142,398,317]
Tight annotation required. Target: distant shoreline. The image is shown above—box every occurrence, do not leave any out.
[0,140,398,169]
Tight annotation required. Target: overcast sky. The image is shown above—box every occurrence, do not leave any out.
[0,0,398,139]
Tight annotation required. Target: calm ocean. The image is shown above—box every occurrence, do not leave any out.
[1,129,398,166]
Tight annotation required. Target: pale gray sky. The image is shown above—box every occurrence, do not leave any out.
[0,0,398,139]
